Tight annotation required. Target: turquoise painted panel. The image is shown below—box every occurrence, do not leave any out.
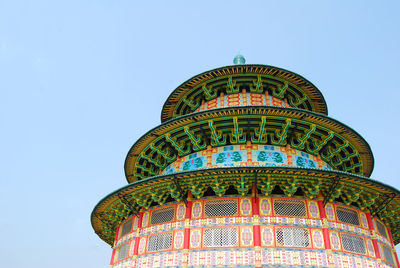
[212,151,245,166]
[182,156,205,171]
[161,145,332,175]
[294,155,317,168]
[164,165,176,174]
[255,151,286,165]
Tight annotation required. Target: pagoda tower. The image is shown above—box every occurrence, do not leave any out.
[92,56,400,267]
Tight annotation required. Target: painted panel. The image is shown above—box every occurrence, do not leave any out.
[308,200,320,218]
[138,237,146,255]
[174,230,184,250]
[330,231,341,250]
[194,92,290,114]
[325,203,336,221]
[111,197,397,268]
[312,229,325,249]
[190,229,202,248]
[176,203,186,221]
[191,201,202,219]
[240,226,254,247]
[259,197,272,216]
[240,198,252,216]
[161,144,332,174]
[261,227,275,247]
[142,212,149,227]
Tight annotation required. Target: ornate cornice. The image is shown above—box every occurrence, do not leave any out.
[161,64,328,122]
[92,167,400,245]
[125,106,374,181]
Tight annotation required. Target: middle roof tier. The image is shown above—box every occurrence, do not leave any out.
[125,106,374,183]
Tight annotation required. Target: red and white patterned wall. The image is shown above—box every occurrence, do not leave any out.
[111,196,399,268]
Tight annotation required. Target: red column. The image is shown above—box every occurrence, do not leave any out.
[252,198,261,247]
[317,199,331,250]
[110,225,120,265]
[110,250,116,266]
[252,185,262,268]
[387,226,395,247]
[184,191,193,250]
[114,226,120,245]
[182,192,193,267]
[387,227,400,267]
[110,247,116,266]
[366,212,381,259]
[133,212,144,256]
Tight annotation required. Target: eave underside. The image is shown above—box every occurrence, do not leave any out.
[125,106,374,182]
[161,64,328,122]
[92,167,400,245]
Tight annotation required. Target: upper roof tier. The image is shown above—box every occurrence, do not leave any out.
[161,64,328,123]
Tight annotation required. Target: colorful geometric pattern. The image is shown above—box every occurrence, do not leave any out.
[112,249,395,268]
[161,144,332,174]
[110,196,398,267]
[194,92,290,113]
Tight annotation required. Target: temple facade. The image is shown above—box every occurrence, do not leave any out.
[92,56,400,267]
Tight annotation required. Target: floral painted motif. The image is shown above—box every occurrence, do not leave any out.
[261,227,274,246]
[325,204,335,220]
[260,198,271,216]
[176,204,186,220]
[190,230,201,248]
[214,151,243,164]
[241,227,253,246]
[162,144,331,174]
[378,244,384,259]
[129,240,135,256]
[360,213,368,229]
[256,151,285,164]
[133,216,139,229]
[330,232,340,250]
[192,202,202,219]
[182,156,205,171]
[174,231,184,249]
[240,198,252,215]
[142,212,149,227]
[367,239,375,257]
[309,201,319,218]
[294,155,317,168]
[138,237,146,255]
[312,230,324,248]
[164,165,176,174]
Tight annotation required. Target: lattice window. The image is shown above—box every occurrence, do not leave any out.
[341,233,366,254]
[204,199,238,217]
[120,218,133,237]
[376,220,388,239]
[336,207,360,226]
[273,199,306,217]
[204,228,238,247]
[147,233,172,252]
[382,245,394,265]
[276,228,310,247]
[150,207,175,225]
[116,243,130,261]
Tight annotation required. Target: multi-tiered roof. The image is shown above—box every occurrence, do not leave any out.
[91,57,400,245]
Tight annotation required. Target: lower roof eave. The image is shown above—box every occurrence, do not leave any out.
[92,166,400,245]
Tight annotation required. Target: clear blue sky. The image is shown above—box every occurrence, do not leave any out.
[1,1,399,267]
